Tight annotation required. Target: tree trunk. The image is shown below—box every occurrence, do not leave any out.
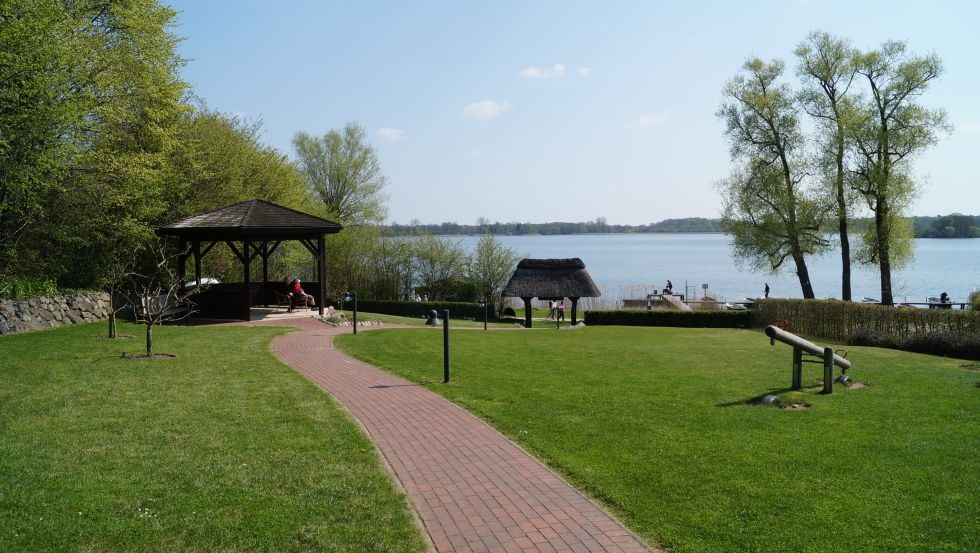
[835,144,852,302]
[145,323,153,356]
[522,297,532,328]
[875,198,894,306]
[108,312,116,338]
[792,252,816,299]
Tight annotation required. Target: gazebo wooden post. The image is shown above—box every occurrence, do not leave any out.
[317,234,325,317]
[192,241,202,286]
[571,297,579,325]
[522,297,533,328]
[177,239,187,289]
[261,241,269,284]
[243,240,251,321]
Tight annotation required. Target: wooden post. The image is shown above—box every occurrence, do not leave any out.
[822,347,834,394]
[317,234,325,317]
[193,241,201,286]
[177,239,187,290]
[523,297,532,328]
[792,347,802,390]
[571,297,579,325]
[243,240,251,321]
[261,241,269,284]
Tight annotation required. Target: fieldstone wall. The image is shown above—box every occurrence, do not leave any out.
[0,291,110,335]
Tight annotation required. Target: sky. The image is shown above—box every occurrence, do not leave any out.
[166,0,980,225]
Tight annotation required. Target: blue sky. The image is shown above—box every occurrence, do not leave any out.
[167,0,980,225]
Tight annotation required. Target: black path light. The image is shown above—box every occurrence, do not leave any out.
[424,309,451,382]
[343,291,357,334]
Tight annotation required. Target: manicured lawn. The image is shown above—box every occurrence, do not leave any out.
[337,326,979,552]
[0,322,426,552]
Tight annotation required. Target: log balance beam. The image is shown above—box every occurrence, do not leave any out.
[764,325,851,394]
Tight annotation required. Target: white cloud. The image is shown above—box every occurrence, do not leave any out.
[519,64,566,79]
[958,123,980,133]
[577,66,592,77]
[377,127,406,142]
[626,112,669,128]
[463,100,511,120]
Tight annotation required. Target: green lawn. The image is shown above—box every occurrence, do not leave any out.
[0,322,426,552]
[336,325,979,553]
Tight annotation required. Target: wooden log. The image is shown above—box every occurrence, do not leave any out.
[764,325,850,370]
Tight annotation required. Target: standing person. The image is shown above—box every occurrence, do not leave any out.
[558,300,565,322]
[548,299,556,320]
[666,280,673,294]
[764,283,770,298]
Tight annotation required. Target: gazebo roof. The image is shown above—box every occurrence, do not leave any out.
[156,199,342,240]
[502,258,601,299]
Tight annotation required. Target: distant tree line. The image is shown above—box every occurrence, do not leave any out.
[386,217,723,236]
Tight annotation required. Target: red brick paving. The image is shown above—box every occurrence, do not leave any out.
[242,318,653,552]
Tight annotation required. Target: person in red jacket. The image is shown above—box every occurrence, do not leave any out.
[288,278,316,311]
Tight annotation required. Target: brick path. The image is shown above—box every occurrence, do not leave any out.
[248,318,653,552]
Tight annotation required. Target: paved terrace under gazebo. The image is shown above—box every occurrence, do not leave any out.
[502,257,601,327]
[156,199,342,321]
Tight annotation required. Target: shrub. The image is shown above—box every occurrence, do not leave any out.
[970,290,979,311]
[849,329,980,361]
[584,310,751,328]
[0,276,59,300]
[347,299,491,320]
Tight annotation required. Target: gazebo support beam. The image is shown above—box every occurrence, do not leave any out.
[193,241,202,285]
[571,297,579,326]
[177,239,187,290]
[243,241,251,321]
[522,297,533,328]
[317,235,325,317]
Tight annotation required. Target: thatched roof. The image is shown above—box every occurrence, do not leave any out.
[157,199,342,240]
[501,258,601,299]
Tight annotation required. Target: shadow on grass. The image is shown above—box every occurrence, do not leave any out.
[715,387,800,408]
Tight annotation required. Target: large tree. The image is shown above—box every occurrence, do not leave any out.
[848,41,949,305]
[717,58,828,298]
[796,31,859,301]
[293,122,389,225]
[4,0,188,287]
[467,234,520,312]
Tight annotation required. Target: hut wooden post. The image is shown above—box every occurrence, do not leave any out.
[317,234,325,317]
[571,297,579,325]
[177,239,187,290]
[261,241,269,284]
[522,297,533,328]
[192,241,201,286]
[243,240,251,321]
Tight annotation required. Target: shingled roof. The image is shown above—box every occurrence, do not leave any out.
[156,199,342,240]
[502,258,601,299]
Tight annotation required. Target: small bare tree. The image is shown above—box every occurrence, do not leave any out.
[118,241,206,357]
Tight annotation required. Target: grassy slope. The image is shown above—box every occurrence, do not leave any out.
[337,326,979,553]
[0,322,425,552]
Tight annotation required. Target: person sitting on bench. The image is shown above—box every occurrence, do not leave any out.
[288,278,316,312]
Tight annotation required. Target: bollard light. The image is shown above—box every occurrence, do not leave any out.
[343,291,357,334]
[425,309,441,326]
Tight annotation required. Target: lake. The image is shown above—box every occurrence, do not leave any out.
[449,233,980,305]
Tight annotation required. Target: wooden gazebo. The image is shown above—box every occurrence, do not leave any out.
[502,258,600,327]
[156,199,342,320]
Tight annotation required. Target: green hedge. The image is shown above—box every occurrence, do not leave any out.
[0,276,59,300]
[751,298,980,341]
[752,298,980,360]
[584,310,751,328]
[347,299,491,321]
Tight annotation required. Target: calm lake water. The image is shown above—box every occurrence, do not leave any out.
[451,233,980,305]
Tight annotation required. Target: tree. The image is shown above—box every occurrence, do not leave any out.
[412,235,467,300]
[5,0,188,287]
[118,241,204,356]
[796,31,860,301]
[293,122,389,225]
[717,58,828,298]
[467,235,521,313]
[848,41,950,305]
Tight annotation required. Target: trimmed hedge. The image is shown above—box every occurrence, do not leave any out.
[0,276,59,300]
[752,298,980,360]
[348,299,492,321]
[584,310,751,328]
[751,298,979,341]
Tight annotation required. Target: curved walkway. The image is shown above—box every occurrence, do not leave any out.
[250,318,652,553]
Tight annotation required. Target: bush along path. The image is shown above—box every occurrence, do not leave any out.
[250,318,653,553]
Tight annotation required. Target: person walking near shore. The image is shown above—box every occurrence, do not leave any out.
[764,283,770,298]
[558,300,566,322]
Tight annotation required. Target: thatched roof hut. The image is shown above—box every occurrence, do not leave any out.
[502,258,600,327]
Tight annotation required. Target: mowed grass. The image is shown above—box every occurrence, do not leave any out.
[337,326,979,552]
[0,322,426,552]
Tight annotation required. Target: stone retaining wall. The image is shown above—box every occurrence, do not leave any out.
[0,291,110,335]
